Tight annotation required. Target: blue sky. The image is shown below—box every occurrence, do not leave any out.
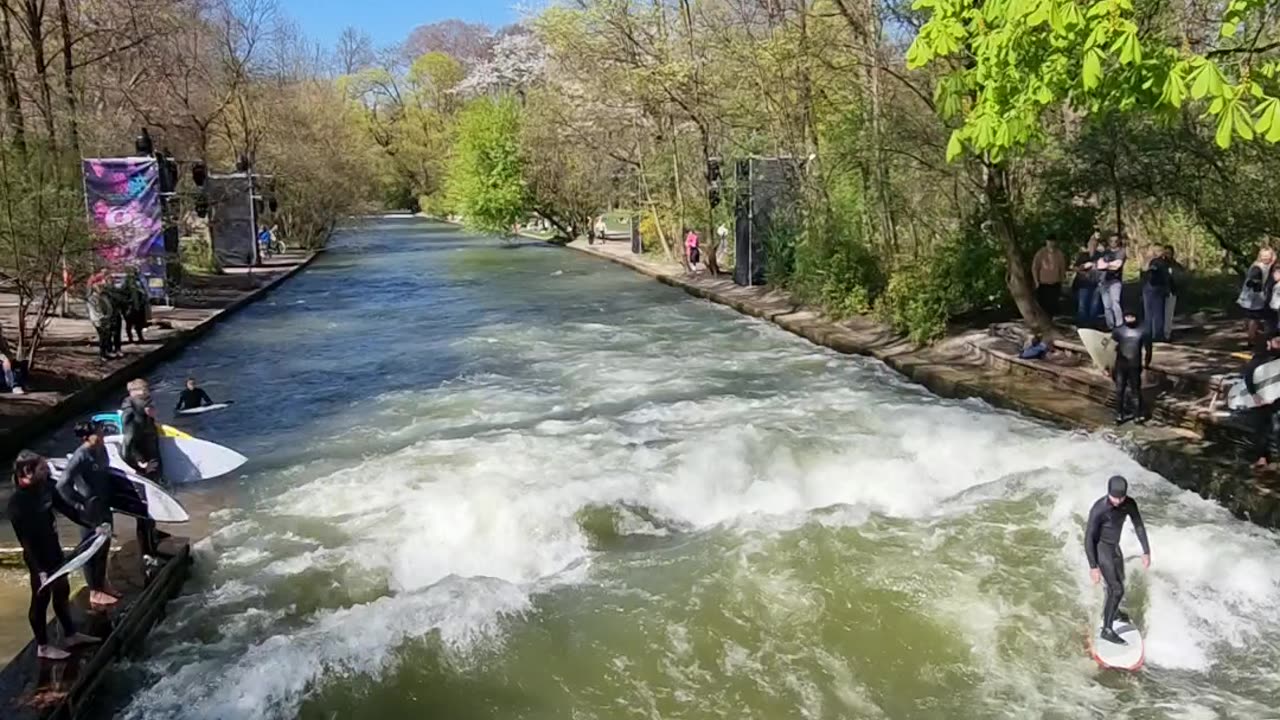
[281,0,520,48]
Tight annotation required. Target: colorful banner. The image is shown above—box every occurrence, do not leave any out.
[83,157,163,260]
[82,157,166,299]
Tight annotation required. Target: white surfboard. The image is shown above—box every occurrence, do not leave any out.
[110,467,189,523]
[1225,358,1280,410]
[1078,329,1117,373]
[47,460,189,523]
[177,401,233,416]
[87,411,246,482]
[1089,620,1144,670]
[38,533,109,593]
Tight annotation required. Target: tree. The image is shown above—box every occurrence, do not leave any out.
[907,0,1280,331]
[334,25,374,75]
[447,96,527,234]
[0,148,93,368]
[402,19,493,66]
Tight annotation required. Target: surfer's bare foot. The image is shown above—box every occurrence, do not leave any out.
[101,585,122,598]
[36,645,71,661]
[1100,627,1126,645]
[65,633,101,647]
[89,590,118,607]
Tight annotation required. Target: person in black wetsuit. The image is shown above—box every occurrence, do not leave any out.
[1243,334,1280,469]
[56,421,119,608]
[7,451,104,660]
[1111,313,1153,424]
[121,378,168,569]
[174,377,214,412]
[1085,475,1151,645]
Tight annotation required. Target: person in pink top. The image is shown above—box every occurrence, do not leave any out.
[685,229,700,271]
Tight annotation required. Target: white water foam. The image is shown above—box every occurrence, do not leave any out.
[121,293,1280,719]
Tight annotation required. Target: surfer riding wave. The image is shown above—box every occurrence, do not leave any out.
[1085,475,1151,645]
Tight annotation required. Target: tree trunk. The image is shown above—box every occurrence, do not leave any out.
[0,5,24,151]
[985,164,1052,333]
[21,0,57,147]
[56,0,78,152]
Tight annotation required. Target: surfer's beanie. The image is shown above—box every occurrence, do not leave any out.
[1107,475,1128,499]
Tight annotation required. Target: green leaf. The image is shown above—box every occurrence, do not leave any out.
[1083,48,1103,90]
[1189,61,1225,100]
[1234,103,1255,140]
[1221,22,1238,38]
[1216,109,1234,148]
[1086,1,1110,19]
[1256,98,1280,142]
[1159,66,1186,107]
[946,131,964,162]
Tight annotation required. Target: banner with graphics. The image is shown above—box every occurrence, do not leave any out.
[82,157,166,298]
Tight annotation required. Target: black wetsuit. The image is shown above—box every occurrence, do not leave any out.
[1111,323,1153,421]
[7,480,90,646]
[175,387,213,412]
[1244,347,1280,461]
[56,444,113,590]
[1085,495,1151,632]
[121,395,162,559]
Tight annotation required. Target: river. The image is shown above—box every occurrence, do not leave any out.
[36,218,1280,718]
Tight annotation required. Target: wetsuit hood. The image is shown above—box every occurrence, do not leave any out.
[1108,475,1128,499]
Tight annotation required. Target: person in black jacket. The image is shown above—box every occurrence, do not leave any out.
[174,377,214,412]
[8,451,104,660]
[1142,246,1174,342]
[121,378,166,568]
[1085,475,1151,645]
[56,421,118,607]
[1111,313,1153,424]
[1243,335,1280,469]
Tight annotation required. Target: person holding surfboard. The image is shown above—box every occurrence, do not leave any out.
[121,379,168,568]
[57,421,120,608]
[1244,335,1280,469]
[7,451,104,660]
[175,377,214,413]
[1085,475,1151,646]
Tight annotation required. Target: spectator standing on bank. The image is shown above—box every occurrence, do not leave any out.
[1141,246,1174,342]
[85,275,117,361]
[1073,235,1103,327]
[1032,235,1068,318]
[122,268,148,344]
[1097,234,1128,330]
[1163,245,1183,340]
[1238,247,1276,349]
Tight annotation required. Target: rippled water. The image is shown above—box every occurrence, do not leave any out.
[83,219,1280,719]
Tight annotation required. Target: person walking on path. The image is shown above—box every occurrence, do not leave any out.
[56,422,119,608]
[1032,236,1068,318]
[684,229,701,273]
[8,450,104,661]
[1238,247,1276,350]
[1073,235,1104,328]
[1111,312,1152,424]
[1097,234,1128,330]
[85,275,117,361]
[122,268,148,344]
[1141,245,1174,342]
[1085,475,1151,646]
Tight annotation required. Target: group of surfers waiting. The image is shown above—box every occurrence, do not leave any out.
[6,376,214,661]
